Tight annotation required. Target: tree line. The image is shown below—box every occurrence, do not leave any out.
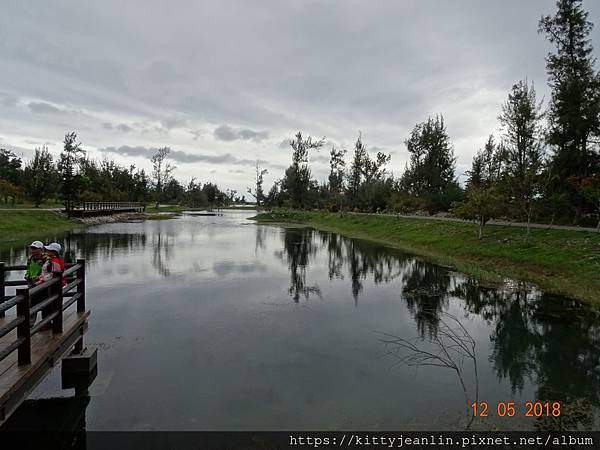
[1,1,598,230]
[261,0,600,232]
[0,134,238,210]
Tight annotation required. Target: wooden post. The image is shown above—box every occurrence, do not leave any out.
[52,271,63,333]
[77,259,86,312]
[0,262,5,318]
[16,287,31,365]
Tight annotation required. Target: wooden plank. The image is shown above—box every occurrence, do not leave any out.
[0,311,89,404]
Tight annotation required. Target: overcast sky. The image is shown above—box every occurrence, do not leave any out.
[2,1,600,194]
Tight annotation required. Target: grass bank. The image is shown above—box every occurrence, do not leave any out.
[251,210,600,304]
[0,210,80,245]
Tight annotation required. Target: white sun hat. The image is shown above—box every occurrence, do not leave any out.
[29,241,44,249]
[44,242,62,253]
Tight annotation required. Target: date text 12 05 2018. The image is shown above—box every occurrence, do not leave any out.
[472,401,561,417]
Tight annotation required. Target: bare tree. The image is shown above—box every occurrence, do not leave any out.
[379,311,479,429]
[151,147,176,208]
[247,160,268,207]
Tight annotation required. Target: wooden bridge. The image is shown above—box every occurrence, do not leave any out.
[0,260,92,425]
[68,201,144,217]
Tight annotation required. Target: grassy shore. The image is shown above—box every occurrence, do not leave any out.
[0,210,80,246]
[251,210,600,304]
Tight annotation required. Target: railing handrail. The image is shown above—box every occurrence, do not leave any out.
[75,201,142,211]
[0,258,87,365]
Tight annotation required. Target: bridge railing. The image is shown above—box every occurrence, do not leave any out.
[75,202,142,211]
[0,259,86,366]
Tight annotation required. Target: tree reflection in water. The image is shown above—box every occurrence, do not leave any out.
[277,226,600,430]
[277,228,321,302]
[454,279,600,430]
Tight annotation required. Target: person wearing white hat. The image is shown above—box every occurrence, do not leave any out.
[35,242,66,330]
[24,240,47,287]
[37,242,66,287]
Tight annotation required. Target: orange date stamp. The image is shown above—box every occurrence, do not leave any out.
[471,401,561,417]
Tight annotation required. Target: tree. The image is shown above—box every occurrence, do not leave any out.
[401,115,461,212]
[328,146,346,211]
[58,132,86,212]
[0,179,20,205]
[281,131,325,208]
[163,178,185,203]
[577,174,600,230]
[498,80,545,235]
[247,161,268,207]
[539,0,600,218]
[452,187,506,239]
[466,135,505,190]
[346,134,367,208]
[0,149,22,186]
[151,147,176,208]
[23,147,58,206]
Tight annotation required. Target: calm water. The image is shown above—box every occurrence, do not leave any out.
[1,210,599,431]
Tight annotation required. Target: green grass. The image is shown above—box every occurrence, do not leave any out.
[0,201,62,209]
[251,210,600,304]
[143,205,186,213]
[0,210,80,245]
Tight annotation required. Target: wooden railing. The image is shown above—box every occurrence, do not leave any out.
[0,260,86,366]
[76,202,142,211]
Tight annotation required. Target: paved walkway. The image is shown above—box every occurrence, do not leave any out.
[349,211,599,233]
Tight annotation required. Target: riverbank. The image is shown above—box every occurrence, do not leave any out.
[0,210,80,245]
[0,209,179,246]
[251,210,600,304]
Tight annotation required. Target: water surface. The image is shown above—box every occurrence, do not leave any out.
[1,210,599,431]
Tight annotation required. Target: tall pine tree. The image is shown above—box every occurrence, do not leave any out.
[539,0,600,218]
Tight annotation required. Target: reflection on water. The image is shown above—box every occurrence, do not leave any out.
[1,211,599,431]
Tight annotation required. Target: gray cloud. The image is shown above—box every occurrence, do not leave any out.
[100,145,285,169]
[0,92,16,107]
[27,101,64,115]
[103,122,133,132]
[214,124,269,142]
[2,0,600,193]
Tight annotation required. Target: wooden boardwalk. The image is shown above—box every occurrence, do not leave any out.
[68,201,144,217]
[0,260,90,425]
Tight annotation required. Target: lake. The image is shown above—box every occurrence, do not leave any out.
[1,210,599,431]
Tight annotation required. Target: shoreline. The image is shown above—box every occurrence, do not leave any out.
[250,210,600,304]
[0,210,179,247]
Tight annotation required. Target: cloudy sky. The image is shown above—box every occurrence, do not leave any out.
[2,1,600,193]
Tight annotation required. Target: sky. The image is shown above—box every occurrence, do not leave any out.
[2,0,600,194]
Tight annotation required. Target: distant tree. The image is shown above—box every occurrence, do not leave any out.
[151,147,176,208]
[344,133,391,211]
[247,161,268,207]
[577,174,600,230]
[23,147,58,206]
[265,181,283,208]
[401,115,461,212]
[163,178,185,203]
[185,178,208,207]
[346,134,367,208]
[281,131,325,208]
[466,135,505,190]
[499,80,545,235]
[58,132,86,212]
[0,149,22,186]
[452,187,506,239]
[328,146,347,211]
[539,0,600,218]
[132,168,151,205]
[0,179,20,205]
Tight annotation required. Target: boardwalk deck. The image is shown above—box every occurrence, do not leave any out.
[0,260,91,426]
[0,311,89,423]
